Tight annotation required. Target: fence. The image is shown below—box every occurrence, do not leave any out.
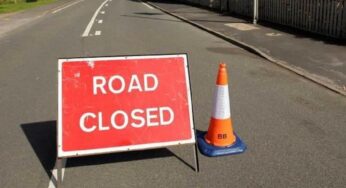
[178,0,346,39]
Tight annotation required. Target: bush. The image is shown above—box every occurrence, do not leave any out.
[0,0,37,4]
[0,0,23,4]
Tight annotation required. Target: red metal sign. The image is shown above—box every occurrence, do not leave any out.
[58,55,195,157]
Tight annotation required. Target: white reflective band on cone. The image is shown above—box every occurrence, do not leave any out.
[212,85,231,119]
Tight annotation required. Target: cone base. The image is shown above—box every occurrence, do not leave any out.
[197,132,246,157]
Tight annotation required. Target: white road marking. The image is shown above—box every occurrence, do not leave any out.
[98,20,103,24]
[47,158,67,188]
[82,0,109,37]
[141,2,154,9]
[95,31,102,36]
[100,11,105,14]
[52,0,84,14]
[105,4,109,7]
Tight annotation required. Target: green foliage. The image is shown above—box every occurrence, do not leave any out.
[0,0,39,5]
[0,0,25,4]
[0,0,55,14]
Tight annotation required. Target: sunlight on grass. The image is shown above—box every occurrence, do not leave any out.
[0,0,56,14]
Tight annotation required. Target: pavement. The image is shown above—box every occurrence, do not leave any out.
[146,0,346,96]
[0,0,346,187]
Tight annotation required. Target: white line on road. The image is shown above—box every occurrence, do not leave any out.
[52,0,84,14]
[48,158,67,188]
[98,20,103,24]
[100,11,105,14]
[141,1,154,9]
[82,0,109,37]
[95,31,102,36]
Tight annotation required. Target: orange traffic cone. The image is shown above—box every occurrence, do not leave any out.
[197,63,246,157]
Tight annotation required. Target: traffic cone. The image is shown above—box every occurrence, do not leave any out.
[197,63,246,157]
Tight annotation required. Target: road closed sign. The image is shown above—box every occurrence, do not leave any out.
[58,54,195,157]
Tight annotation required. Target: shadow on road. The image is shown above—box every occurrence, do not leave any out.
[20,121,57,178]
[21,121,196,178]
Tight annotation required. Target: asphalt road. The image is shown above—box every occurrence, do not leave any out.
[0,0,345,187]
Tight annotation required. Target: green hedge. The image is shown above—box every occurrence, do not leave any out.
[0,0,37,4]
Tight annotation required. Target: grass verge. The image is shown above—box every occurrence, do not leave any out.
[0,0,56,14]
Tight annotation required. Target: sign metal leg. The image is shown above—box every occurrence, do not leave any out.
[193,143,200,172]
[57,158,63,188]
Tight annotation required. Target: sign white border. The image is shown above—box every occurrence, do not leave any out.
[58,54,195,158]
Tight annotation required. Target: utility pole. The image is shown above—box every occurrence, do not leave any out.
[253,0,259,24]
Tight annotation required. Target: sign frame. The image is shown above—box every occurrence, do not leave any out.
[57,54,196,158]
